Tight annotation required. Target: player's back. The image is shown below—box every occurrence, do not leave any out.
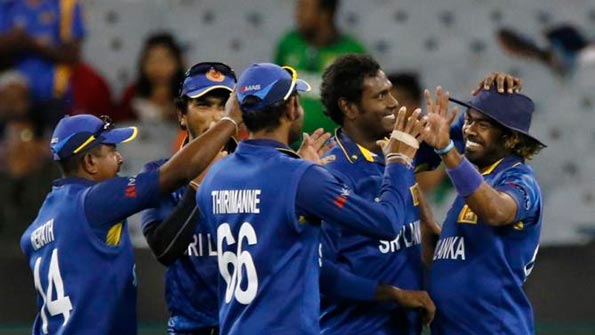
[20,179,136,335]
[197,140,320,335]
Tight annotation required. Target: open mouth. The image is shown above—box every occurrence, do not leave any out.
[465,139,482,150]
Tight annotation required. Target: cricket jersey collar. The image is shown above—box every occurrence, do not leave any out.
[53,177,97,187]
[480,155,524,176]
[334,128,383,164]
[240,139,301,158]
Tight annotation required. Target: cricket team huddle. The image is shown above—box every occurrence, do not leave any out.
[22,53,544,335]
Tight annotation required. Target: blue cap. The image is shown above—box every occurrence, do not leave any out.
[179,62,236,98]
[236,63,311,111]
[50,115,138,160]
[450,88,546,147]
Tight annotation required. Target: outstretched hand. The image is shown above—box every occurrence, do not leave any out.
[297,128,333,164]
[471,71,522,95]
[377,106,427,160]
[422,86,458,150]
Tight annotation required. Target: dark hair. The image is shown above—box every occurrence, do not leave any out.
[319,0,339,15]
[320,54,381,126]
[136,32,185,99]
[241,94,296,132]
[174,89,231,114]
[57,145,104,176]
[502,130,544,160]
[387,72,422,104]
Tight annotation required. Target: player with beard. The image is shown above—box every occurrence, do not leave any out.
[422,85,545,335]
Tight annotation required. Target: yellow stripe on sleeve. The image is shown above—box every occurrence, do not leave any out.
[106,222,123,246]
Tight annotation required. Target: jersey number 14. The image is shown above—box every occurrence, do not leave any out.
[33,249,73,334]
[218,222,259,305]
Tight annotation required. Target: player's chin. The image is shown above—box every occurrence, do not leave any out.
[463,148,481,162]
[381,115,396,131]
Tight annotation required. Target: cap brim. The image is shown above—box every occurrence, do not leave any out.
[295,79,311,93]
[101,126,138,145]
[186,85,233,98]
[449,97,546,147]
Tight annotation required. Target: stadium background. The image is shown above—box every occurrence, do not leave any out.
[1,0,594,334]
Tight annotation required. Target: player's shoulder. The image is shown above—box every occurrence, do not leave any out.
[321,142,352,168]
[501,160,537,179]
[497,160,541,190]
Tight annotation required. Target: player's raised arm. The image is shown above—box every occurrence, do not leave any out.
[423,86,544,226]
[158,92,241,193]
[296,107,426,239]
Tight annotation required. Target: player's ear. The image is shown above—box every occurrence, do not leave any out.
[339,97,358,121]
[177,109,187,130]
[175,97,188,130]
[286,95,299,121]
[81,152,97,175]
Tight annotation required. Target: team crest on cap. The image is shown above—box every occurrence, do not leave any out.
[206,68,225,82]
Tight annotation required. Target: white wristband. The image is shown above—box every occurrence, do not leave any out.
[390,130,419,149]
[220,116,238,133]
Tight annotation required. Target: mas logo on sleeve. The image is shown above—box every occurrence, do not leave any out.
[333,185,351,208]
[125,177,137,198]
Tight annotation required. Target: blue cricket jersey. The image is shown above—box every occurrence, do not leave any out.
[141,159,219,333]
[20,171,160,335]
[196,139,417,335]
[0,0,86,100]
[430,155,542,335]
[320,129,423,335]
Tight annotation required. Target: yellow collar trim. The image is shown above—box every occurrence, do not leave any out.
[357,144,376,162]
[481,158,503,176]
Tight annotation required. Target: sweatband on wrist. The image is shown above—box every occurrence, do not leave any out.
[390,130,419,149]
[434,139,454,155]
[446,157,483,197]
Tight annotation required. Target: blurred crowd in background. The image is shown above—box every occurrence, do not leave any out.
[1,0,594,247]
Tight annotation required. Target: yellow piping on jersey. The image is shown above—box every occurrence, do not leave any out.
[106,222,123,246]
[356,144,376,162]
[481,158,503,176]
